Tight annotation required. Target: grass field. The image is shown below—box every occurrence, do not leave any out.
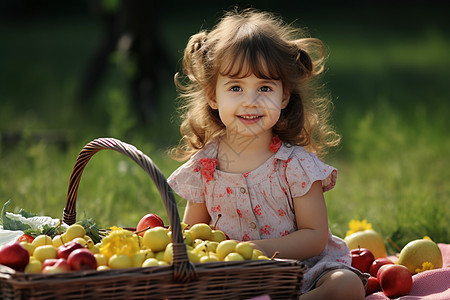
[0,3,449,254]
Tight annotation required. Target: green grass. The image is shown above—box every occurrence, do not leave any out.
[0,5,449,255]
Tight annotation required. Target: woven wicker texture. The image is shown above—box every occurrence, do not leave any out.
[0,138,305,299]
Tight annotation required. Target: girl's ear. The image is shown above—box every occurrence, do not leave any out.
[281,92,290,109]
[208,97,218,109]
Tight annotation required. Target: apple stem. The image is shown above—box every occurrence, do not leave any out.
[213,214,222,230]
[135,226,151,235]
[386,237,402,252]
[270,251,279,260]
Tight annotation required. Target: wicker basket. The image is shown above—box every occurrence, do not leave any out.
[0,138,306,299]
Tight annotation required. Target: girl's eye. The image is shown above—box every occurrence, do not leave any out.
[230,86,242,92]
[258,86,272,92]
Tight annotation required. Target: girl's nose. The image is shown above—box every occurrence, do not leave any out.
[242,91,259,107]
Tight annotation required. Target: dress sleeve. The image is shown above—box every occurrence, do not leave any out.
[285,148,337,198]
[167,158,205,203]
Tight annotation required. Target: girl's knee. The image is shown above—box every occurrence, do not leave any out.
[316,269,365,300]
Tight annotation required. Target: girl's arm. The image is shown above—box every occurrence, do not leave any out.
[183,201,212,226]
[251,180,329,260]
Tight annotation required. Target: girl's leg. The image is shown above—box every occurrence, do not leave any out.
[300,269,365,300]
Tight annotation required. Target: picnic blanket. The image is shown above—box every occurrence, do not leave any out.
[366,243,450,300]
[249,243,449,300]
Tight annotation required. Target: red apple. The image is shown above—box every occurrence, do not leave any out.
[57,241,84,259]
[41,258,71,274]
[17,234,35,243]
[366,276,382,296]
[369,257,394,277]
[377,264,413,298]
[136,213,164,236]
[67,248,97,271]
[0,242,30,271]
[350,248,375,273]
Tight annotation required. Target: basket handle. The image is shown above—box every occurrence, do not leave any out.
[63,138,197,282]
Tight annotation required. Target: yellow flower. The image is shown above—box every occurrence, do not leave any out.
[423,236,432,241]
[346,219,373,237]
[99,226,140,259]
[415,261,434,274]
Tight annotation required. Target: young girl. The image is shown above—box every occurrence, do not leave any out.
[168,9,368,299]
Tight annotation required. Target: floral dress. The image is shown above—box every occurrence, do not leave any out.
[168,138,368,292]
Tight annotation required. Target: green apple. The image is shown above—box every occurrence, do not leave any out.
[216,240,238,261]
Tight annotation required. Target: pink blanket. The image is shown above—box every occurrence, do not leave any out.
[250,244,449,300]
[366,243,450,300]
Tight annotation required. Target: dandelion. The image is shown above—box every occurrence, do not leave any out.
[346,219,373,237]
[415,261,434,274]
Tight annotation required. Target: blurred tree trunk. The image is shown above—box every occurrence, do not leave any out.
[78,0,172,123]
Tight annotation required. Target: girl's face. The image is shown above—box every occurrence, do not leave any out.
[210,73,289,139]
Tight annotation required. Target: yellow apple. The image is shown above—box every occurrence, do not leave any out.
[397,239,443,274]
[65,224,86,241]
[142,227,171,252]
[211,230,227,243]
[216,240,238,261]
[224,252,244,261]
[94,253,108,266]
[142,258,160,267]
[140,249,155,259]
[24,258,42,274]
[32,235,53,247]
[108,254,132,269]
[188,223,213,240]
[163,243,173,264]
[200,253,219,263]
[236,242,253,260]
[183,232,193,246]
[52,235,65,248]
[344,229,387,259]
[97,265,110,271]
[72,237,87,247]
[187,250,200,263]
[19,241,36,256]
[251,249,264,260]
[33,245,57,262]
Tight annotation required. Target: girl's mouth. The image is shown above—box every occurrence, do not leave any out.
[238,115,262,124]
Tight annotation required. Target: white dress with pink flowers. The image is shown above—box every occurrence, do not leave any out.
[168,139,368,292]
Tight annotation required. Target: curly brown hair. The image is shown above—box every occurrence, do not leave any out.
[171,8,340,161]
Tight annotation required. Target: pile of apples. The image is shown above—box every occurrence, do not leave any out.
[0,213,268,274]
[350,247,412,298]
[0,223,99,273]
